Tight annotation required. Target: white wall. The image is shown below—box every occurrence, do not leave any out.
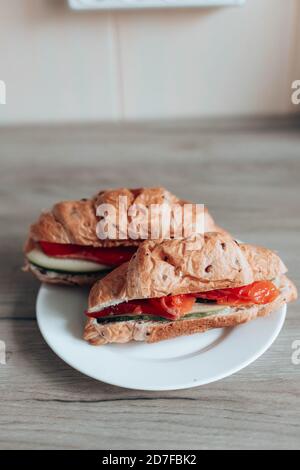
[0,0,299,124]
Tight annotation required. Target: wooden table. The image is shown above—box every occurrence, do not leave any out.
[0,117,299,450]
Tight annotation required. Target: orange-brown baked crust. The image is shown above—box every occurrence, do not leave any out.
[88,233,287,310]
[25,187,225,251]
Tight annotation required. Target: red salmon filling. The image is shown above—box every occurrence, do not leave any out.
[86,295,196,321]
[86,281,280,320]
[194,280,280,306]
[39,241,137,267]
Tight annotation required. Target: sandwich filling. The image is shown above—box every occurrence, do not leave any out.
[86,280,280,324]
[26,241,137,276]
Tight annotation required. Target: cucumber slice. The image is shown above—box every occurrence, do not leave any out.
[27,248,109,273]
[97,315,169,324]
[183,308,230,319]
[190,304,225,314]
[96,308,230,324]
[30,263,110,277]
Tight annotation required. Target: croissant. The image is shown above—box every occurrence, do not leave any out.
[24,187,225,285]
[84,233,297,345]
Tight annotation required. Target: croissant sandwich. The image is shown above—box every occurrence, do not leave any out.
[24,187,224,285]
[84,233,297,345]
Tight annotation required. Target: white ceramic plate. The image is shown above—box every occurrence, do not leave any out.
[36,284,286,391]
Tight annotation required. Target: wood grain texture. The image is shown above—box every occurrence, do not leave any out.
[0,117,299,449]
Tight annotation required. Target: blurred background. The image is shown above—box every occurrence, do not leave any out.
[0,0,299,124]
